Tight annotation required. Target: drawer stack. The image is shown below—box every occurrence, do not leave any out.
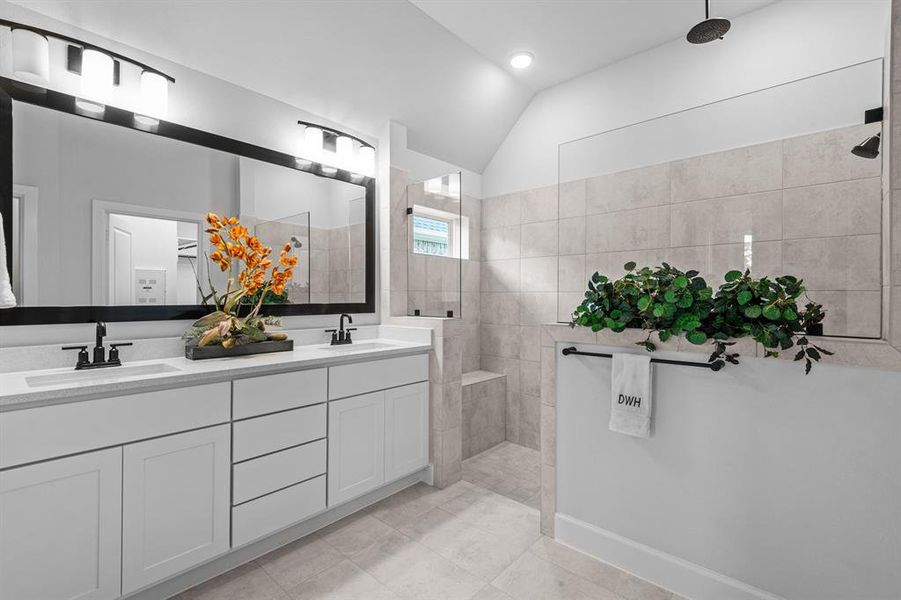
[230,369,328,547]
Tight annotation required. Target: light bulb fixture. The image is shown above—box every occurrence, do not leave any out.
[296,120,375,178]
[11,28,50,84]
[509,52,533,69]
[336,136,354,171]
[2,19,176,119]
[137,70,168,122]
[358,145,375,177]
[304,126,324,162]
[76,48,114,114]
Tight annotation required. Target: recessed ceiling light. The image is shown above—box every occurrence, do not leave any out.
[509,52,533,69]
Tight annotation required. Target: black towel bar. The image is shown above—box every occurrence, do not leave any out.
[561,346,722,371]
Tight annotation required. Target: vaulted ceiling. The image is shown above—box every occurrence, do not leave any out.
[10,0,777,172]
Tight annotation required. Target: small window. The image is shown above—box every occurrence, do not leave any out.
[412,215,451,256]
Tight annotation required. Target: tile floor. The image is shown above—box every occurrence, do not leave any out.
[461,441,541,509]
[176,443,682,600]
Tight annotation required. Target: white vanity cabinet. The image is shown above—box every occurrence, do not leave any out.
[121,424,231,594]
[385,381,430,481]
[0,448,123,600]
[0,347,431,599]
[327,355,429,506]
[328,390,387,505]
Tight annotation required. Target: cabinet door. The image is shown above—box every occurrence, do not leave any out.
[0,448,122,600]
[328,391,385,506]
[122,425,230,594]
[385,382,430,481]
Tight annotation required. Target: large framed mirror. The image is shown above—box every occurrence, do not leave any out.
[0,78,376,325]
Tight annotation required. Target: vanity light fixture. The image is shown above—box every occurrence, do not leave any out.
[76,48,114,114]
[297,120,375,178]
[303,126,324,162]
[135,70,169,125]
[10,27,50,84]
[358,145,375,177]
[336,135,354,171]
[2,19,175,118]
[509,52,533,69]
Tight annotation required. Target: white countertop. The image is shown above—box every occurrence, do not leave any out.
[0,338,431,410]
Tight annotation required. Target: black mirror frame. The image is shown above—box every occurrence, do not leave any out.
[0,77,376,326]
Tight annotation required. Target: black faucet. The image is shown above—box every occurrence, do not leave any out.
[325,313,356,345]
[62,321,133,370]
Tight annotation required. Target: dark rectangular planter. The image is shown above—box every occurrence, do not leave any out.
[185,339,294,360]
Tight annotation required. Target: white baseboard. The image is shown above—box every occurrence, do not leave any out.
[555,514,786,600]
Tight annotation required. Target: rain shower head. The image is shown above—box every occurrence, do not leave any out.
[851,133,881,159]
[687,0,730,44]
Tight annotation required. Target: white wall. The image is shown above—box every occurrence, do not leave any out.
[556,343,901,600]
[483,0,890,197]
[389,122,482,199]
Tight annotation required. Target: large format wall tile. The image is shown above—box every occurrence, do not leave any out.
[783,234,881,290]
[482,193,522,229]
[783,123,881,188]
[706,240,783,282]
[481,259,521,293]
[520,292,557,325]
[671,140,782,203]
[806,290,882,338]
[586,205,670,253]
[783,177,882,239]
[585,250,652,279]
[480,293,521,326]
[669,190,783,247]
[521,186,559,223]
[558,255,587,293]
[521,257,558,292]
[557,217,587,256]
[586,162,670,214]
[482,226,522,261]
[559,179,587,218]
[520,221,558,258]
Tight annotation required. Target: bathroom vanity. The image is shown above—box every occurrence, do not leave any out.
[0,338,431,600]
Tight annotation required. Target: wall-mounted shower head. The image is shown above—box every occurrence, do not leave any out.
[687,0,730,44]
[851,133,881,159]
[290,235,303,249]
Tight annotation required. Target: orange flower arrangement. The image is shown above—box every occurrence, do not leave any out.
[185,214,299,349]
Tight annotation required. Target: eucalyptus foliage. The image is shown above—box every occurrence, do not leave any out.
[569,262,831,373]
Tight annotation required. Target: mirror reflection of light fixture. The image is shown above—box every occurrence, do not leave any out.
[135,70,168,125]
[358,145,375,177]
[11,28,50,84]
[76,48,114,114]
[336,136,354,171]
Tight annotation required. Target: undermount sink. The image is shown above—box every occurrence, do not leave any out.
[26,363,181,388]
[322,342,401,354]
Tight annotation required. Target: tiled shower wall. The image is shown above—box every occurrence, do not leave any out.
[481,121,883,450]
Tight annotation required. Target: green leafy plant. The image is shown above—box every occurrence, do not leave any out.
[570,262,831,373]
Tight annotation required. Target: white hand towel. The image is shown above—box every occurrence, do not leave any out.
[0,213,16,309]
[610,353,652,438]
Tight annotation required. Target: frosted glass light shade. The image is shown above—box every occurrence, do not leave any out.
[304,127,323,161]
[336,136,353,170]
[11,29,49,84]
[358,146,375,177]
[138,71,168,120]
[80,49,114,106]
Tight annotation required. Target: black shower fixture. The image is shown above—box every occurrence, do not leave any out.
[851,132,881,159]
[687,0,731,44]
